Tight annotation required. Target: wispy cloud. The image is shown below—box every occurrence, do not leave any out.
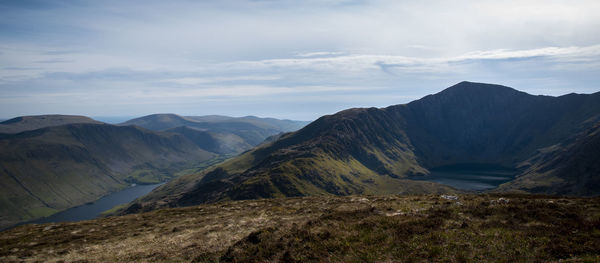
[224,45,600,74]
[295,51,345,58]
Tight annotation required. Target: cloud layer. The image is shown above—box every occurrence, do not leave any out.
[1,0,599,120]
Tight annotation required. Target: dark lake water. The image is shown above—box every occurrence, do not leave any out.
[30,183,162,225]
[409,164,517,191]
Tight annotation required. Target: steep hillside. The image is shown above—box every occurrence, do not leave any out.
[398,83,600,167]
[121,114,308,152]
[0,123,217,229]
[126,82,600,213]
[497,121,600,196]
[125,107,451,213]
[0,115,102,134]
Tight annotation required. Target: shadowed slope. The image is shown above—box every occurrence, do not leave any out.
[497,121,600,196]
[121,114,309,153]
[395,82,600,167]
[163,126,251,155]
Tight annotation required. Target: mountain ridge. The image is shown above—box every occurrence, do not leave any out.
[0,115,102,134]
[125,81,600,214]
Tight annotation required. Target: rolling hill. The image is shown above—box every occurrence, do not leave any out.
[0,115,102,134]
[124,82,600,213]
[120,114,309,152]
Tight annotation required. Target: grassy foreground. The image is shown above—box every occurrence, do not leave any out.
[1,194,599,262]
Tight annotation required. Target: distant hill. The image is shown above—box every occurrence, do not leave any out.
[0,115,102,134]
[0,123,218,229]
[121,114,309,154]
[125,82,600,213]
[185,115,309,132]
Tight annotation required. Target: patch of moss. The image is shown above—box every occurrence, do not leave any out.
[26,207,59,219]
[99,203,129,217]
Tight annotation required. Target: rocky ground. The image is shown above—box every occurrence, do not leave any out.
[1,194,599,262]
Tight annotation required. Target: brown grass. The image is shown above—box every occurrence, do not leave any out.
[1,194,599,262]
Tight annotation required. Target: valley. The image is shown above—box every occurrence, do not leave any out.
[0,114,307,229]
[120,82,600,215]
[27,183,162,226]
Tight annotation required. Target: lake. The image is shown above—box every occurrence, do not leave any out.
[30,183,162,225]
[409,164,517,191]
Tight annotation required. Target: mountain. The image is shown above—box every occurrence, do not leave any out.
[0,123,217,229]
[124,82,600,213]
[0,115,102,134]
[120,114,309,153]
[400,84,600,167]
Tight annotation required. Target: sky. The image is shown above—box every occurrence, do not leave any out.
[1,0,599,121]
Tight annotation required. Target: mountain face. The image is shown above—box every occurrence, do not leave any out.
[120,114,309,154]
[0,123,217,229]
[125,82,600,213]
[496,121,600,196]
[0,115,102,134]
[398,84,600,167]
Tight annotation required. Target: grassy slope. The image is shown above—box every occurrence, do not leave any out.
[125,107,453,213]
[0,123,217,229]
[1,194,599,262]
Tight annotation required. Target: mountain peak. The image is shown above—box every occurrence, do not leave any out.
[442,81,523,95]
[405,82,531,108]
